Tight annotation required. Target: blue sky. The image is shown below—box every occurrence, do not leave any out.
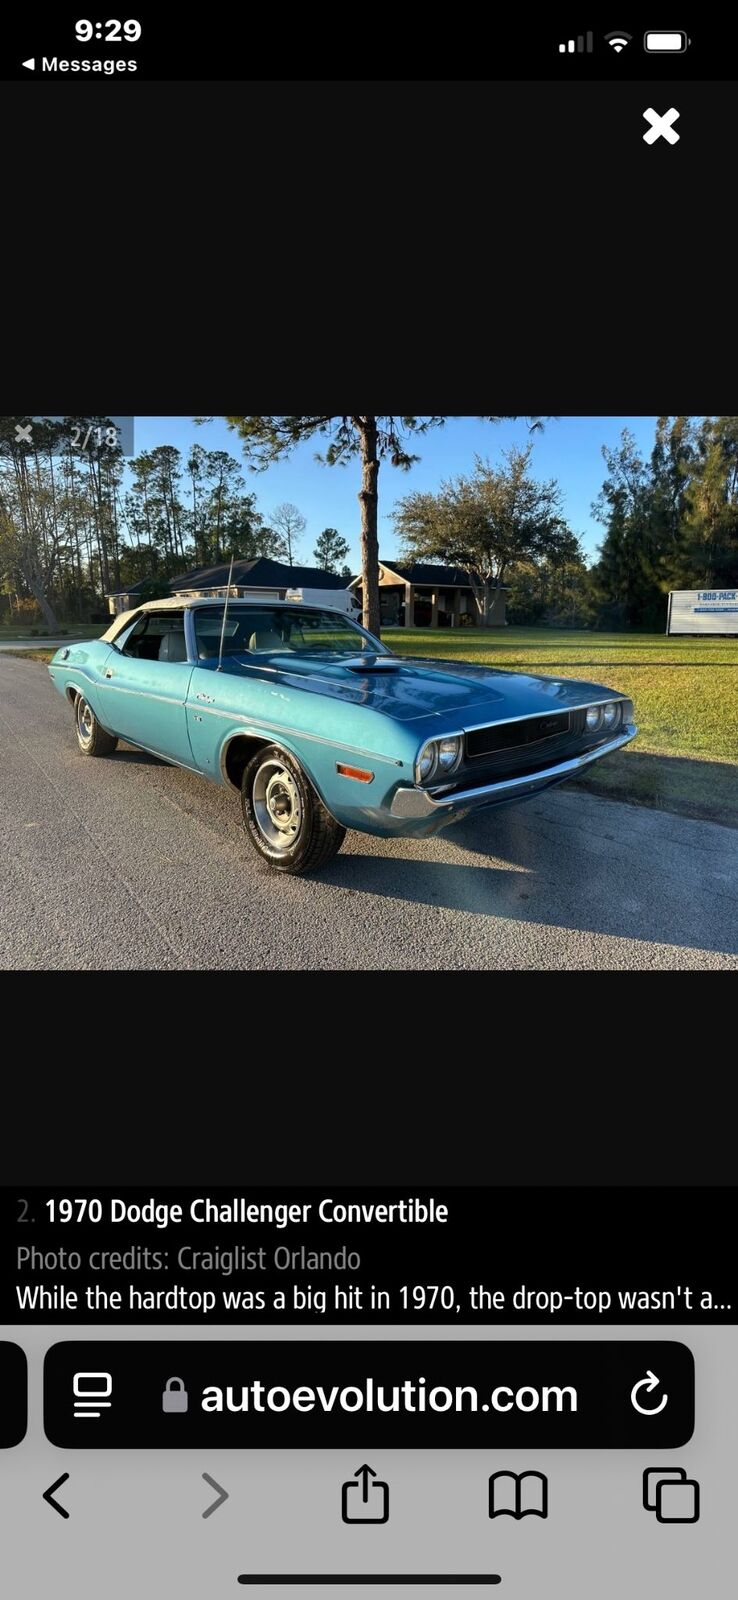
[129,416,659,568]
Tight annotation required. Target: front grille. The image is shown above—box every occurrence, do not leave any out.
[433,711,611,796]
[466,709,585,758]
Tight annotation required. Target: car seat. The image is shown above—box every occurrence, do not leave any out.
[248,629,285,652]
[158,631,188,662]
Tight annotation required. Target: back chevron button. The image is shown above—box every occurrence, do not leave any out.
[43,1473,71,1519]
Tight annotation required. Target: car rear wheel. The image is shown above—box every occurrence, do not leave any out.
[241,745,346,874]
[75,694,118,757]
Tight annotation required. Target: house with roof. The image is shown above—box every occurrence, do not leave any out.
[106,557,356,616]
[349,560,508,628]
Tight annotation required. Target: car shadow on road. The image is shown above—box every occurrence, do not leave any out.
[106,743,737,961]
[113,745,168,767]
[315,793,738,959]
[573,749,738,830]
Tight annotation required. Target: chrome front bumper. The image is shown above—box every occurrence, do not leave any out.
[389,725,637,819]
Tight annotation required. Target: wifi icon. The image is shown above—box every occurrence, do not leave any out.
[605,31,633,52]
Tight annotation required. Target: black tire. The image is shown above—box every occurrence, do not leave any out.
[75,693,118,757]
[241,744,346,874]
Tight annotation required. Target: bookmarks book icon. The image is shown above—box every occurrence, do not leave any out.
[489,1471,548,1519]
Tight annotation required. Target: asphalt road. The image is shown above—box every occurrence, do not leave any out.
[1,654,736,971]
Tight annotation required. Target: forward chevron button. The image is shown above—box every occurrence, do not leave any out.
[202,1473,229,1518]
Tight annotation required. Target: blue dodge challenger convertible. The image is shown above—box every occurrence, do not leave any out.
[49,598,636,874]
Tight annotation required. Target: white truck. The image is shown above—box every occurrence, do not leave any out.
[285,587,361,618]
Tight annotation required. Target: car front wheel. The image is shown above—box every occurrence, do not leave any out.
[75,694,118,757]
[241,745,346,874]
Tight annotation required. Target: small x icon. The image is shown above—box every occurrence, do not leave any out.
[14,424,33,443]
[643,107,680,145]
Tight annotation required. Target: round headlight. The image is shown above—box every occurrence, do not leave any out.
[602,703,620,730]
[437,736,462,773]
[417,742,438,782]
[585,706,603,732]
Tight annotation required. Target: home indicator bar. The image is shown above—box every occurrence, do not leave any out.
[237,1580,502,1588]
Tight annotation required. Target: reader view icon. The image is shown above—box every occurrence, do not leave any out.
[489,1471,548,1519]
[342,1464,390,1524]
[73,1372,112,1420]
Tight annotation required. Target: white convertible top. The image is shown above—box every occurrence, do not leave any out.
[100,595,339,643]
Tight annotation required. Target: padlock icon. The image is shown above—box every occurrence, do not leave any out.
[162,1376,188,1414]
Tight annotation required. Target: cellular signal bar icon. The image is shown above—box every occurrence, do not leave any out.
[559,33,593,54]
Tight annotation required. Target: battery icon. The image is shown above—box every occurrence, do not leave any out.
[644,31,689,52]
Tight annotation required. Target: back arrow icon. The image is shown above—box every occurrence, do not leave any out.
[631,1371,668,1414]
[202,1473,229,1518]
[43,1473,70,1518]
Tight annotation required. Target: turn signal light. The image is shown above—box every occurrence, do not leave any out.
[336,764,374,783]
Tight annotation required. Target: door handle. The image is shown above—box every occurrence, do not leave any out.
[105,668,114,679]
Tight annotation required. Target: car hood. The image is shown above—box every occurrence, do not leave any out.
[233,653,625,724]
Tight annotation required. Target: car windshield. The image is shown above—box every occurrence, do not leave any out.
[193,605,392,661]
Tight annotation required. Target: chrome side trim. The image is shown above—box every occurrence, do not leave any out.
[101,681,188,709]
[196,705,404,767]
[54,664,187,711]
[390,726,637,818]
[57,663,403,767]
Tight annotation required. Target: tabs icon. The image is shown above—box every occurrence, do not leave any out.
[643,1467,700,1523]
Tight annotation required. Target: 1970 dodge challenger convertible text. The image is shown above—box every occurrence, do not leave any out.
[49,599,636,874]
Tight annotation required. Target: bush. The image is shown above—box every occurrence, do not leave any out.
[13,597,42,623]
[30,628,38,636]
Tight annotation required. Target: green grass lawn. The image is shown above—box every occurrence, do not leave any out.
[0,623,103,641]
[390,627,738,827]
[6,625,737,827]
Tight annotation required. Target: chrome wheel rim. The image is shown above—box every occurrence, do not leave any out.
[77,698,94,746]
[252,760,302,852]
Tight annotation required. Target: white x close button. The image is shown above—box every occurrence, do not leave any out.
[643,107,680,145]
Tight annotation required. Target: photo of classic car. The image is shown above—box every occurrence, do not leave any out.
[48,598,637,874]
